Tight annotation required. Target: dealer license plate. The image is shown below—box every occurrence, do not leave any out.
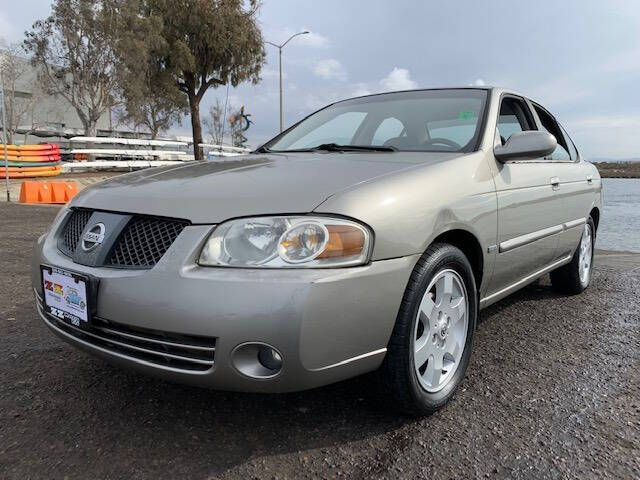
[41,265,90,327]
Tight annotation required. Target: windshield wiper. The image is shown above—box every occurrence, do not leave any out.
[311,143,396,152]
[258,143,396,153]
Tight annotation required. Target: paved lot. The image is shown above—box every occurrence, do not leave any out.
[0,202,638,479]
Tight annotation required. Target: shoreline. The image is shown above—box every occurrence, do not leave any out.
[598,174,640,179]
[592,162,640,179]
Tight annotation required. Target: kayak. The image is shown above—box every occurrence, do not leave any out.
[5,165,62,173]
[1,155,61,162]
[2,160,61,167]
[0,166,62,178]
[1,143,60,151]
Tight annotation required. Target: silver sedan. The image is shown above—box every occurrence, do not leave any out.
[32,87,601,415]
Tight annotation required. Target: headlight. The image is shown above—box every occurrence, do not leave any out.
[199,216,372,268]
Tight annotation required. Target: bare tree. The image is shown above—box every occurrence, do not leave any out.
[203,99,226,145]
[24,0,129,137]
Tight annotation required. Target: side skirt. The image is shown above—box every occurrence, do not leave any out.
[479,255,572,309]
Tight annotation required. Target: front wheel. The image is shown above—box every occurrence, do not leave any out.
[551,216,595,294]
[381,243,477,416]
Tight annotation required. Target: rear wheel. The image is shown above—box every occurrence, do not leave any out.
[381,243,477,416]
[551,216,595,294]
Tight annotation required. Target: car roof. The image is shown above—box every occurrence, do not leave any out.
[341,86,536,104]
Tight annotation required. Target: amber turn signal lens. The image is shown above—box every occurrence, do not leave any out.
[317,225,365,259]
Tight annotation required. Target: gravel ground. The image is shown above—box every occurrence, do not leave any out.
[0,202,638,480]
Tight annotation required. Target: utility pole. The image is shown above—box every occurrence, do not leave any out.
[265,31,309,132]
[1,71,10,202]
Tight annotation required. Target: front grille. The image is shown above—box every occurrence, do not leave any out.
[107,217,188,268]
[44,308,216,372]
[60,209,92,256]
[57,208,189,268]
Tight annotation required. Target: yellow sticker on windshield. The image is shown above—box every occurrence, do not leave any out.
[458,111,474,121]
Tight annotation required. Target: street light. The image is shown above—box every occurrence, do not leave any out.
[265,31,309,132]
[0,69,9,202]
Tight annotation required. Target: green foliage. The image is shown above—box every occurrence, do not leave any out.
[138,0,266,158]
[24,0,265,151]
[116,3,187,138]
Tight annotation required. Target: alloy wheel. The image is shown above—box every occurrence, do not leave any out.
[413,269,469,393]
[579,223,593,284]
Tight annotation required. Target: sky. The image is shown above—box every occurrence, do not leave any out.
[1,0,639,159]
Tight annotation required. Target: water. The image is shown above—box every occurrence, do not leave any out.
[598,178,640,252]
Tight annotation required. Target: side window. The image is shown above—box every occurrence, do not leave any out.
[532,104,571,161]
[560,125,579,161]
[497,97,535,145]
[372,117,405,145]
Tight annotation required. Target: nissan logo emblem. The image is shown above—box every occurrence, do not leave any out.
[81,223,106,252]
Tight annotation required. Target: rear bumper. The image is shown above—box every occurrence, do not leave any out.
[32,222,418,392]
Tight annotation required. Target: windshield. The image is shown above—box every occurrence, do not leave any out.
[264,89,488,153]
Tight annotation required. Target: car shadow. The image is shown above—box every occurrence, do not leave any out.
[68,361,407,475]
[478,277,572,326]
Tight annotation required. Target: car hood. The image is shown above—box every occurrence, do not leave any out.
[72,152,456,223]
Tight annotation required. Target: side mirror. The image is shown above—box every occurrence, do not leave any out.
[494,131,557,162]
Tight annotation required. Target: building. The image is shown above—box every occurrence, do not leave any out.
[1,51,121,146]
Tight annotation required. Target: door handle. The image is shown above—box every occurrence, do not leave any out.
[586,175,593,184]
[550,177,560,190]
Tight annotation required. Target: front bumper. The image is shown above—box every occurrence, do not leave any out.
[32,221,418,392]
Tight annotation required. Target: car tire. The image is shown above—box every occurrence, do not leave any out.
[550,216,595,295]
[381,243,477,416]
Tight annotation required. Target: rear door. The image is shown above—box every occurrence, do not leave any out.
[486,95,564,297]
[530,103,593,258]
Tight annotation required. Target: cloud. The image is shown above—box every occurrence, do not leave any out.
[567,114,640,158]
[0,12,18,43]
[299,30,330,48]
[471,78,486,86]
[303,94,326,111]
[260,68,286,80]
[268,28,329,48]
[525,76,592,106]
[380,67,418,91]
[351,83,372,97]
[313,59,347,81]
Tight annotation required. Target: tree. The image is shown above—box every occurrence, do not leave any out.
[203,98,226,145]
[0,40,43,144]
[24,0,128,137]
[117,79,185,139]
[140,0,265,159]
[115,8,186,138]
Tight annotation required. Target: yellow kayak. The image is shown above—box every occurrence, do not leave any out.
[0,166,62,178]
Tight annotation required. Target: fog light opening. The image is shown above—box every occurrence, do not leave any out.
[231,342,284,379]
[258,346,283,371]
